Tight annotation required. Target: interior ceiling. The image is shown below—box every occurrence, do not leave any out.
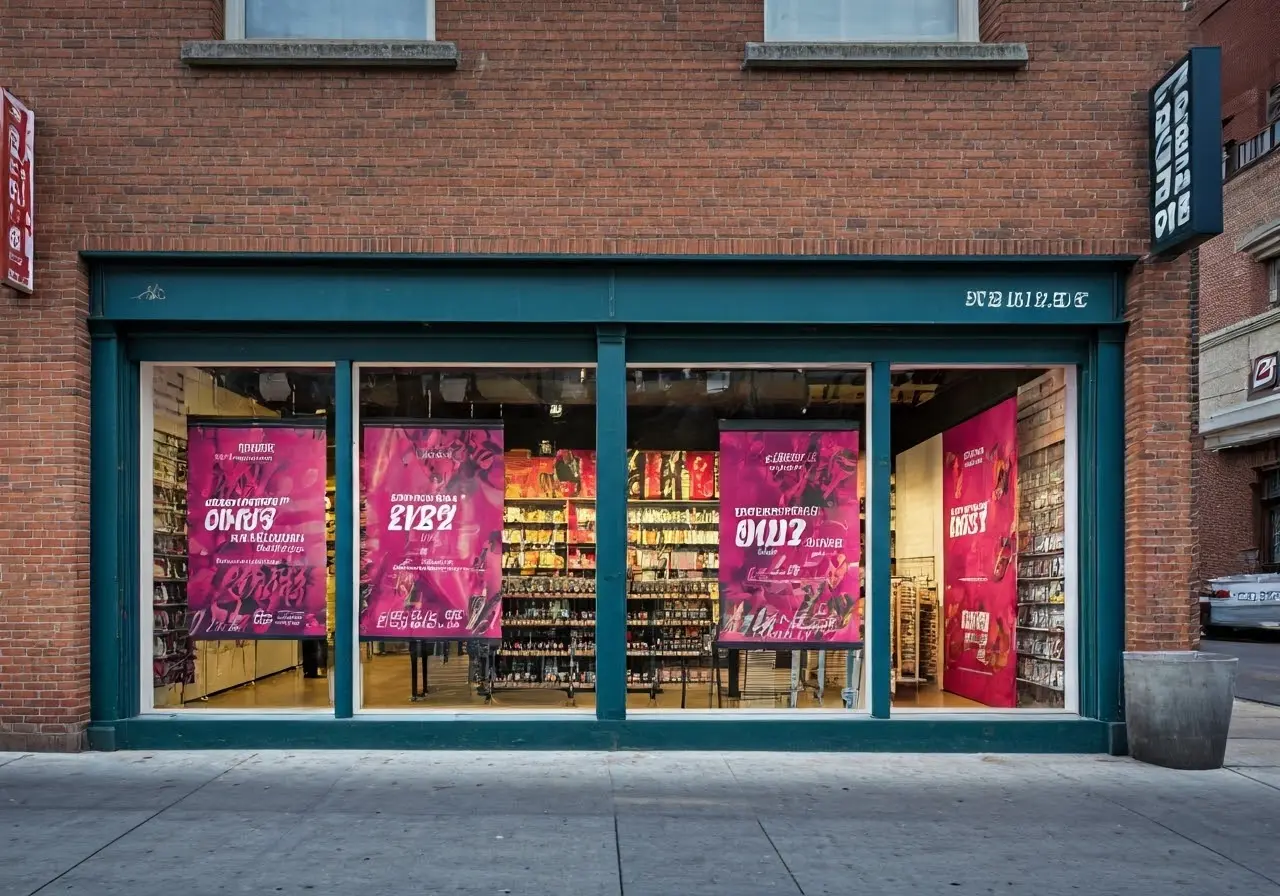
[206,368,1045,455]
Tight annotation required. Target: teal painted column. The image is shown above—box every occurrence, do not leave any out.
[1093,333,1125,724]
[595,326,627,721]
[334,361,355,718]
[870,360,892,718]
[89,327,123,733]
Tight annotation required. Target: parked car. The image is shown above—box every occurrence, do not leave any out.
[1202,575,1280,633]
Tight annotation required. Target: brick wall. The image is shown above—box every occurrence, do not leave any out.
[0,0,1194,747]
[1195,0,1280,142]
[1199,153,1280,334]
[1126,256,1199,650]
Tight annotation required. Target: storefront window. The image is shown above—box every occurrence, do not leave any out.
[625,367,869,711]
[890,367,1075,710]
[1259,469,1280,568]
[357,367,597,711]
[147,366,336,711]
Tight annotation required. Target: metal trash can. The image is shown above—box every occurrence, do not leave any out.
[1123,651,1238,770]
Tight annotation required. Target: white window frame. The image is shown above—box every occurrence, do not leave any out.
[1269,258,1279,307]
[764,0,979,44]
[226,0,436,41]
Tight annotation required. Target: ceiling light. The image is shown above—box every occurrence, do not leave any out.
[258,372,292,403]
[440,375,467,404]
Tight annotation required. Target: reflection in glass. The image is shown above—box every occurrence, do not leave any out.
[245,0,428,39]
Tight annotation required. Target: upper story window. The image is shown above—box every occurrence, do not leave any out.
[228,0,434,40]
[1267,85,1280,126]
[1270,258,1279,307]
[765,0,979,43]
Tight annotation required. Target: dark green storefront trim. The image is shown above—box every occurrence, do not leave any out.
[87,253,1131,753]
[110,716,1112,752]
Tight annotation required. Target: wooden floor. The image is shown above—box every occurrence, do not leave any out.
[192,653,982,712]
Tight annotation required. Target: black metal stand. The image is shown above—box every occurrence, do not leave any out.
[409,641,430,701]
[727,649,741,698]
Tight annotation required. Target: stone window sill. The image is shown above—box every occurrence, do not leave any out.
[742,41,1029,70]
[180,40,459,68]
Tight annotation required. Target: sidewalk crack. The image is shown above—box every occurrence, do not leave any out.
[0,753,32,771]
[1051,762,1280,891]
[607,759,625,896]
[23,753,259,896]
[724,756,806,896]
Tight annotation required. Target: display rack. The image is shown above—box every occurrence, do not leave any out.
[152,430,195,692]
[895,556,939,689]
[890,577,922,692]
[493,497,598,699]
[1016,439,1067,706]
[627,499,719,705]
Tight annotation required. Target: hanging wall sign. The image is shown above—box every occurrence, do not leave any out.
[2,89,34,293]
[361,423,505,641]
[1249,352,1280,400]
[1149,46,1223,257]
[186,419,329,639]
[941,398,1019,707]
[716,424,862,649]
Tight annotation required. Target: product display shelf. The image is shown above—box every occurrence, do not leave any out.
[625,499,720,695]
[890,577,922,691]
[1016,437,1067,704]
[493,497,598,695]
[152,430,196,696]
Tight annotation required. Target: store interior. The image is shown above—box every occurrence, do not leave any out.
[151,364,1067,713]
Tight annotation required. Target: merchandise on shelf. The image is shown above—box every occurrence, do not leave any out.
[1015,435,1067,706]
[152,431,196,688]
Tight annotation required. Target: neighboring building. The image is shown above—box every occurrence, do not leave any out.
[1194,0,1280,587]
[1,1,1198,753]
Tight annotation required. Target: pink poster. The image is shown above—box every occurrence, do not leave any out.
[717,426,862,648]
[186,421,328,639]
[942,398,1019,707]
[361,423,504,640]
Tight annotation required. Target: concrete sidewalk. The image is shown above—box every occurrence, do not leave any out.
[3,703,1280,896]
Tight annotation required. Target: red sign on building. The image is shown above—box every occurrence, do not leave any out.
[2,89,34,293]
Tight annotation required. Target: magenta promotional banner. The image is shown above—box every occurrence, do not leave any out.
[361,423,504,641]
[942,398,1019,708]
[186,421,328,639]
[717,426,862,648]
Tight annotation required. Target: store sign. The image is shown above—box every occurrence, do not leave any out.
[1249,353,1280,399]
[2,89,34,293]
[361,423,505,641]
[941,398,1018,708]
[716,425,862,649]
[185,420,329,639]
[1149,47,1223,257]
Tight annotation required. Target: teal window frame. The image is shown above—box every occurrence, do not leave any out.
[88,255,1128,752]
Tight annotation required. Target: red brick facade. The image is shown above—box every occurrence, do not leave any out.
[1,0,1195,748]
[1192,0,1280,590]
[1195,0,1280,144]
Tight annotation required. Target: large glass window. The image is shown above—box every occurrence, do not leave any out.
[765,0,971,42]
[890,367,1076,711]
[356,366,597,711]
[625,367,869,712]
[236,0,432,40]
[147,365,336,711]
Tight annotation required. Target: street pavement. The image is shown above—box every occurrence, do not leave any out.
[4,703,1280,896]
[1205,637,1280,706]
